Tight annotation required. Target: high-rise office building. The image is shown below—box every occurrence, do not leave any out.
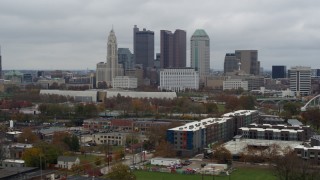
[0,46,2,79]
[96,29,123,87]
[272,65,286,79]
[311,69,320,77]
[118,48,134,72]
[154,53,161,69]
[289,66,311,96]
[160,30,173,68]
[160,29,186,68]
[190,29,210,83]
[235,50,260,75]
[224,53,239,74]
[133,25,154,69]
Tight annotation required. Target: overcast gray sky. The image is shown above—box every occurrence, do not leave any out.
[1,0,319,70]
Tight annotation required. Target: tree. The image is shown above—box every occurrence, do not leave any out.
[52,132,71,151]
[114,149,125,162]
[225,96,240,111]
[22,147,43,167]
[154,140,176,158]
[145,122,182,147]
[272,147,320,180]
[35,142,62,166]
[302,108,320,130]
[212,146,232,164]
[283,102,301,117]
[70,135,80,152]
[107,163,136,180]
[205,103,219,114]
[239,95,256,110]
[95,157,102,166]
[17,128,40,143]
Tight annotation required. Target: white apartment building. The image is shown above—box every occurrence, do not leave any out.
[223,79,248,91]
[112,76,137,89]
[289,66,311,96]
[159,68,199,92]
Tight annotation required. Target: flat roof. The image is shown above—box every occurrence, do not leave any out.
[151,157,180,161]
[168,117,232,132]
[240,127,301,133]
[224,139,302,155]
[6,131,22,135]
[222,110,258,117]
[295,145,320,150]
[3,159,25,163]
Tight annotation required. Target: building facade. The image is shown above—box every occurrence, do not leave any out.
[0,46,2,79]
[235,50,260,76]
[118,48,135,71]
[190,29,210,83]
[224,53,239,74]
[167,110,259,156]
[160,29,186,68]
[93,132,126,145]
[289,66,311,96]
[133,25,154,70]
[96,29,124,87]
[272,65,287,79]
[223,79,248,91]
[239,123,311,141]
[112,76,138,89]
[159,68,199,92]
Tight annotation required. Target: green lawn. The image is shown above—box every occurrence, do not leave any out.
[78,154,103,164]
[135,167,276,180]
[217,104,225,113]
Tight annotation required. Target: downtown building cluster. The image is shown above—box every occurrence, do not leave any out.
[95,26,209,91]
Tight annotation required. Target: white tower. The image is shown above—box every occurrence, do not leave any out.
[96,28,123,87]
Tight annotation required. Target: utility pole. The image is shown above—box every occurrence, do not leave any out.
[40,155,42,180]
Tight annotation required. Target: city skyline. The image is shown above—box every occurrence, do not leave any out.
[0,0,319,70]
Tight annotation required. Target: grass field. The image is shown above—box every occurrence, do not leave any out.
[135,167,276,180]
[217,104,225,113]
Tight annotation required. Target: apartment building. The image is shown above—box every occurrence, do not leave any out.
[167,110,259,156]
[239,123,311,141]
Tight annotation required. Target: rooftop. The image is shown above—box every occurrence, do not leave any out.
[3,159,25,163]
[222,110,258,117]
[192,29,208,37]
[169,117,232,132]
[57,156,79,162]
[224,139,302,155]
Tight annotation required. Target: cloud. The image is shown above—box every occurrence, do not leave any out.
[0,0,319,70]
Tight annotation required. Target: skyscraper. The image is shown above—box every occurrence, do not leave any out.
[235,50,260,75]
[160,30,173,68]
[173,30,187,68]
[160,29,186,68]
[133,25,154,69]
[289,66,311,96]
[118,48,134,71]
[190,29,210,82]
[96,29,123,87]
[0,46,2,79]
[224,53,239,74]
[272,65,286,79]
